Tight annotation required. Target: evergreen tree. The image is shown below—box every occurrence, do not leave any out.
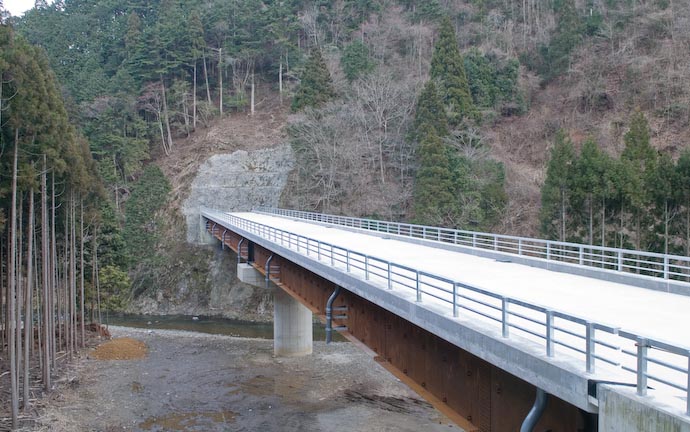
[410,81,448,143]
[621,111,657,249]
[341,40,374,82]
[539,0,582,83]
[676,150,690,255]
[413,133,455,226]
[540,130,576,241]
[292,48,336,111]
[648,154,680,254]
[430,16,475,126]
[571,138,608,244]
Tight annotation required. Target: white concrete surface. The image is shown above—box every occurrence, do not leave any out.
[227,211,690,412]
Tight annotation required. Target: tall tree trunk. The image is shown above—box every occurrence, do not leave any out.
[250,74,255,116]
[70,193,77,356]
[41,158,51,390]
[588,194,593,245]
[16,197,23,407]
[160,78,174,154]
[23,187,35,412]
[9,130,19,429]
[664,200,669,255]
[95,231,102,325]
[560,187,566,242]
[218,48,223,116]
[601,196,606,248]
[80,199,85,348]
[1,232,4,354]
[203,54,212,104]
[50,171,57,367]
[279,61,283,105]
[193,62,198,130]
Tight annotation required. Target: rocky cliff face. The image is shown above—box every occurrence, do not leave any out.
[134,145,294,320]
[129,100,294,319]
[183,145,294,244]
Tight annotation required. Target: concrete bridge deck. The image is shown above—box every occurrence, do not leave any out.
[201,208,690,430]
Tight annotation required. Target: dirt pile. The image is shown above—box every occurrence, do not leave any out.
[91,337,148,360]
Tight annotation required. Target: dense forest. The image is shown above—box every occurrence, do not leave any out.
[2,0,690,426]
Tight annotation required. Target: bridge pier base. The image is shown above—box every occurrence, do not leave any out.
[274,289,313,357]
[236,262,313,356]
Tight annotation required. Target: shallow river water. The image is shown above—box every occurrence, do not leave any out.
[108,313,346,341]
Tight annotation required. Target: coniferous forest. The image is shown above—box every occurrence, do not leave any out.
[2,0,690,427]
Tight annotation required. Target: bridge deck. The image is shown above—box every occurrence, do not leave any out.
[237,212,689,341]
[215,211,690,415]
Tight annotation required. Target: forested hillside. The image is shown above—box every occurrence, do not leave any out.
[2,0,690,424]
[2,0,690,331]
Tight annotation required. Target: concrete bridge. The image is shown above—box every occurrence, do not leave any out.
[200,207,690,432]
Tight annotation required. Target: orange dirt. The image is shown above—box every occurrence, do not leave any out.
[91,337,148,360]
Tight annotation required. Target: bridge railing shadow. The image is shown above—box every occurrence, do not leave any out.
[203,208,690,416]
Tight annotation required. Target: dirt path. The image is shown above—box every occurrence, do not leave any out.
[34,326,462,431]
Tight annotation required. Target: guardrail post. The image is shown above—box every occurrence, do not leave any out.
[454,231,458,244]
[518,239,523,255]
[453,283,458,317]
[636,338,648,396]
[423,226,427,239]
[546,311,554,357]
[330,245,335,266]
[416,271,422,302]
[346,250,351,272]
[618,251,623,271]
[586,322,595,373]
[494,236,498,251]
[546,242,551,260]
[579,247,584,265]
[472,233,477,248]
[317,241,321,261]
[664,256,669,279]
[502,298,509,338]
[387,263,392,289]
[365,256,370,280]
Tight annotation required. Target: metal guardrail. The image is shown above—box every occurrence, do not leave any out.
[202,208,690,415]
[255,207,690,284]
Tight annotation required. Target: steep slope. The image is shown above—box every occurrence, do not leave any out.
[130,94,291,318]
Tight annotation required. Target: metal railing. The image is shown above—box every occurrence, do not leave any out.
[255,207,690,284]
[203,208,690,415]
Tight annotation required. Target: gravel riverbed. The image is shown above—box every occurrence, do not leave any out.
[34,326,462,431]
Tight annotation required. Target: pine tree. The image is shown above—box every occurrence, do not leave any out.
[540,130,576,241]
[430,16,475,126]
[292,48,336,111]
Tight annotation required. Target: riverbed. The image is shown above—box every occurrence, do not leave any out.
[34,326,462,431]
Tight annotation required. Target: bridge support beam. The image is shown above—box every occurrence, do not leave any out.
[273,289,313,357]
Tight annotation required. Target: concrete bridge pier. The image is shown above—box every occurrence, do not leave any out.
[237,262,313,357]
[273,289,313,356]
